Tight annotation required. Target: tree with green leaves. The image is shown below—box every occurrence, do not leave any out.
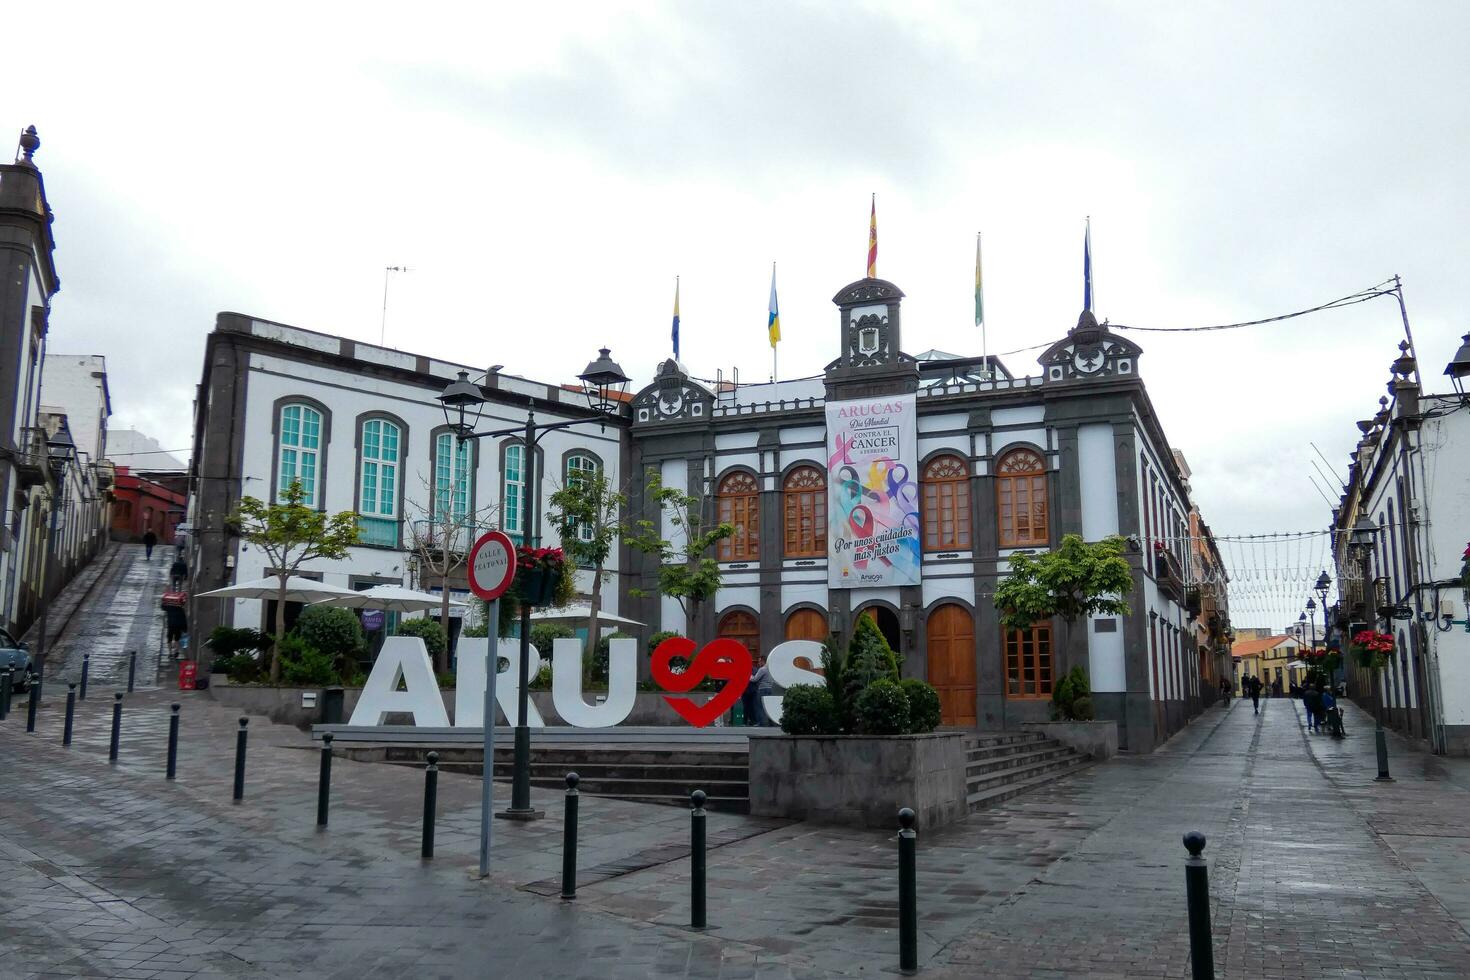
[549,469,627,658]
[625,468,733,634]
[229,480,359,682]
[993,533,1134,637]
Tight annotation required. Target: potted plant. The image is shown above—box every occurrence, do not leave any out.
[1350,629,1394,672]
[515,546,571,607]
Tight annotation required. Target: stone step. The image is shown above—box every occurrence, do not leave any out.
[966,745,1078,777]
[967,757,1092,810]
[963,732,1050,749]
[966,752,1084,790]
[964,738,1063,763]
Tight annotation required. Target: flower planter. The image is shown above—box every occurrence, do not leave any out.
[748,732,969,830]
[516,568,560,606]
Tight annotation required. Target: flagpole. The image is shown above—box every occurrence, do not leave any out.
[976,232,988,380]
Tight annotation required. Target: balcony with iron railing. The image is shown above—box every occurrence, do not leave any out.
[1153,546,1186,603]
[408,518,475,557]
[356,515,402,549]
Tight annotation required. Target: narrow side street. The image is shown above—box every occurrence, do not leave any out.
[39,543,169,690]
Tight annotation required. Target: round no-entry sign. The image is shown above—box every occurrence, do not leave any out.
[468,530,517,601]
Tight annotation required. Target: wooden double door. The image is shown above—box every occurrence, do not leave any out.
[926,603,977,727]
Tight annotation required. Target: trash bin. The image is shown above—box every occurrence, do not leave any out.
[322,686,345,725]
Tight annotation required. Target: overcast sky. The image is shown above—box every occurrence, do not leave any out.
[8,2,1469,627]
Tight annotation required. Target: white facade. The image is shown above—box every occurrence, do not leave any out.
[190,315,624,649]
[1336,380,1470,755]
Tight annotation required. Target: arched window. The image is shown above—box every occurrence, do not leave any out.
[277,403,323,506]
[566,454,599,543]
[434,432,471,530]
[359,419,400,518]
[717,471,759,561]
[718,609,760,658]
[921,454,970,551]
[1005,621,1053,698]
[996,448,1048,548]
[783,465,827,558]
[503,444,525,539]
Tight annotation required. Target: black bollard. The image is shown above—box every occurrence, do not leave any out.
[898,807,918,974]
[691,789,707,929]
[109,693,123,762]
[79,653,90,701]
[166,704,180,780]
[1183,832,1215,979]
[1,667,11,720]
[232,717,248,802]
[1374,722,1394,782]
[317,733,333,828]
[26,682,39,733]
[62,683,76,746]
[422,751,439,859]
[127,650,137,693]
[561,773,580,900]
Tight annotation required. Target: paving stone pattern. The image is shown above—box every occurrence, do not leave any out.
[3,557,1470,977]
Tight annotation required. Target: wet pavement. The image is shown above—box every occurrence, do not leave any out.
[2,549,1469,978]
[39,543,169,691]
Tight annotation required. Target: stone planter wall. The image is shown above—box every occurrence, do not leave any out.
[748,732,969,830]
[1022,720,1119,760]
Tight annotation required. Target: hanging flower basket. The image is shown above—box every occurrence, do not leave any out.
[514,546,571,608]
[1350,629,1394,672]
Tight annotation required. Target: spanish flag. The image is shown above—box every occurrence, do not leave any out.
[671,277,681,360]
[768,263,781,348]
[867,193,877,278]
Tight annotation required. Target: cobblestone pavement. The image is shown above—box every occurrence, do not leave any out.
[4,554,1470,980]
[39,543,169,691]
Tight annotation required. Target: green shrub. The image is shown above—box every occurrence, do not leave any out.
[435,672,458,689]
[210,651,263,682]
[780,685,840,735]
[278,636,337,686]
[842,616,901,726]
[900,678,942,733]
[530,623,576,659]
[590,630,632,684]
[293,606,365,659]
[853,678,911,735]
[394,617,447,660]
[528,663,552,690]
[205,626,273,657]
[1052,666,1094,721]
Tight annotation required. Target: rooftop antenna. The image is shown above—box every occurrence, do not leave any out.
[380,266,412,346]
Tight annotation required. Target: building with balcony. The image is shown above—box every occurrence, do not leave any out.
[1330,337,1470,755]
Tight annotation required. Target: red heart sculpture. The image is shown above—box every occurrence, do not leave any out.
[651,637,752,728]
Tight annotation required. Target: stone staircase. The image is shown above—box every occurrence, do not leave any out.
[362,743,753,814]
[964,731,1091,810]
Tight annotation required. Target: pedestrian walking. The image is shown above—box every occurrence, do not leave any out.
[1302,683,1322,733]
[741,657,761,727]
[1271,676,1282,699]
[142,529,158,560]
[1219,677,1231,701]
[169,554,188,591]
[1322,686,1344,738]
[161,591,188,659]
[1248,675,1261,715]
[752,655,774,726]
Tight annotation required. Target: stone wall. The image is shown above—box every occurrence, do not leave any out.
[748,732,969,830]
[1022,720,1119,760]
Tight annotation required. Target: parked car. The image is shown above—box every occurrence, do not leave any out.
[0,627,36,691]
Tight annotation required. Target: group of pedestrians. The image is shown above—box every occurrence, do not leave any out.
[740,654,774,726]
[1303,683,1346,738]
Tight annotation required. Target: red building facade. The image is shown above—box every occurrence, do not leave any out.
[111,467,187,543]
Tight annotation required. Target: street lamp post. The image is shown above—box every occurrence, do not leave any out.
[1314,571,1334,685]
[31,427,77,694]
[1306,597,1317,651]
[438,348,629,821]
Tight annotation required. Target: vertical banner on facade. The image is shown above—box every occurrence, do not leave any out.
[826,394,921,588]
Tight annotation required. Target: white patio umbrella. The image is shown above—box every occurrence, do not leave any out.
[528,602,644,627]
[311,584,467,613]
[195,575,359,602]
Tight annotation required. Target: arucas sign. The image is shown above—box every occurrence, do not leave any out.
[346,636,824,728]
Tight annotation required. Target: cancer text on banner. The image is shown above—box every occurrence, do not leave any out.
[825,394,921,587]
